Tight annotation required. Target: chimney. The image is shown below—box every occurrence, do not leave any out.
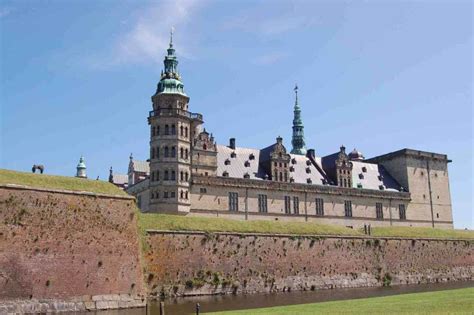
[229,138,236,150]
[307,149,315,159]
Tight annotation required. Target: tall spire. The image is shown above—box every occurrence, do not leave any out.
[291,84,307,155]
[156,28,186,95]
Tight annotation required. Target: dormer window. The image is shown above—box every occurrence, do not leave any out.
[243,173,250,179]
[322,179,327,185]
[379,185,385,190]
[291,158,297,165]
[224,159,231,165]
[307,178,312,184]
[244,161,250,167]
[289,166,295,172]
[362,166,367,173]
[249,153,255,160]
[222,171,229,177]
[231,152,236,158]
[290,177,295,183]
[359,173,364,179]
[378,175,383,181]
[306,160,311,166]
[357,183,363,188]
[306,167,311,174]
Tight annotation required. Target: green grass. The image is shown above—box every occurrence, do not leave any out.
[0,168,128,196]
[138,213,474,239]
[371,226,474,240]
[138,213,361,236]
[205,287,474,314]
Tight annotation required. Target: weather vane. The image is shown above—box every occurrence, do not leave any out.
[170,26,175,46]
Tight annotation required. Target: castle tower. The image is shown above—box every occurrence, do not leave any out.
[290,85,307,155]
[76,156,87,178]
[148,30,203,214]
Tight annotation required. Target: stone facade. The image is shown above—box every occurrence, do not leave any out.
[125,40,454,229]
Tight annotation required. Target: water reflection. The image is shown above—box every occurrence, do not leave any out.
[77,281,473,315]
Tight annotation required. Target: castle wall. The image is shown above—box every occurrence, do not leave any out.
[144,231,473,298]
[0,185,145,311]
[189,176,452,228]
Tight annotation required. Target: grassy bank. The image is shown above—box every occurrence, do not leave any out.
[138,213,362,236]
[205,287,474,314]
[0,169,128,196]
[138,213,474,239]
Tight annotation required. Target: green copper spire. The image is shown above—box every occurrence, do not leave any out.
[291,84,307,155]
[156,28,186,96]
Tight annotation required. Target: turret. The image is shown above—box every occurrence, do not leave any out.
[76,156,87,178]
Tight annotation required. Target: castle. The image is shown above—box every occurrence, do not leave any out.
[116,34,454,229]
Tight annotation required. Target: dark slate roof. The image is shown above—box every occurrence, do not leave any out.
[216,145,326,185]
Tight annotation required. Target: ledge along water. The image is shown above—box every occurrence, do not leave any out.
[75,281,473,315]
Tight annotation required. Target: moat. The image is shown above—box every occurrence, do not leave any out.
[78,281,472,315]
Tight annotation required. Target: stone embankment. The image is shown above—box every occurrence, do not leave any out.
[144,230,473,298]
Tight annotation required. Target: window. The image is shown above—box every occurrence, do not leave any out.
[171,171,176,181]
[151,172,155,182]
[185,191,188,199]
[284,172,288,182]
[399,204,406,220]
[223,171,229,177]
[185,172,189,181]
[164,147,169,158]
[180,147,184,158]
[243,173,250,179]
[279,172,283,181]
[155,191,159,199]
[164,191,169,199]
[156,126,160,135]
[180,171,184,181]
[200,187,207,194]
[229,192,239,211]
[164,170,169,180]
[180,190,184,199]
[244,161,250,167]
[165,125,169,135]
[156,147,160,158]
[284,196,291,214]
[170,191,175,198]
[376,203,383,220]
[344,200,352,217]
[231,152,236,158]
[293,197,299,215]
[151,147,155,159]
[225,159,231,165]
[156,171,160,181]
[137,196,142,209]
[362,167,367,173]
[171,124,176,135]
[185,149,189,159]
[171,146,176,158]
[258,194,268,213]
[315,198,324,216]
[180,125,184,136]
[185,127,188,138]
[151,126,155,137]
[249,153,255,160]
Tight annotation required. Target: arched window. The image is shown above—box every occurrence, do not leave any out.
[343,178,347,187]
[164,170,169,180]
[164,146,169,158]
[180,190,184,199]
[274,171,278,181]
[165,125,169,135]
[185,191,188,199]
[279,172,283,182]
[203,143,207,150]
[180,171,184,181]
[180,147,184,158]
[185,149,188,159]
[151,147,155,159]
[156,126,160,135]
[185,172,189,181]
[171,124,176,135]
[180,125,184,136]
[171,146,176,158]
[284,172,288,182]
[185,127,188,138]
[156,147,160,158]
[151,126,155,136]
[157,171,160,180]
[171,170,176,180]
[151,172,155,182]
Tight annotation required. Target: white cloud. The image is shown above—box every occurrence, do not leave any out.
[95,0,205,68]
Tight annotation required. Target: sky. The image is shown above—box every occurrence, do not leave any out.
[0,0,472,228]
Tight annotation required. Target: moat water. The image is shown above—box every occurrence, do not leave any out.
[81,281,472,315]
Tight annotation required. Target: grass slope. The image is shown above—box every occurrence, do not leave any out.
[205,287,474,315]
[138,213,361,236]
[139,213,474,239]
[0,169,127,196]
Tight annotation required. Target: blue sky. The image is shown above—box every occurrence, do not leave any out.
[1,0,472,228]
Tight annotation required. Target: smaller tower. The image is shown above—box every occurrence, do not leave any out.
[76,156,87,178]
[291,84,307,155]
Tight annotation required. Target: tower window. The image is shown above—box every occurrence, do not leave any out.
[170,191,175,198]
[171,171,176,181]
[258,194,268,213]
[229,192,239,211]
[164,170,169,180]
[156,126,160,135]
[185,127,188,138]
[171,146,176,158]
[151,147,155,159]
[157,171,160,180]
[180,171,184,181]
[180,125,184,136]
[180,190,184,199]
[315,198,324,216]
[164,147,169,158]
[165,125,169,135]
[185,172,189,181]
[185,191,188,199]
[399,204,406,220]
[376,203,383,220]
[156,147,160,158]
[344,200,352,217]
[180,147,184,158]
[171,124,176,135]
[151,126,155,137]
[185,149,189,159]
[164,191,168,199]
